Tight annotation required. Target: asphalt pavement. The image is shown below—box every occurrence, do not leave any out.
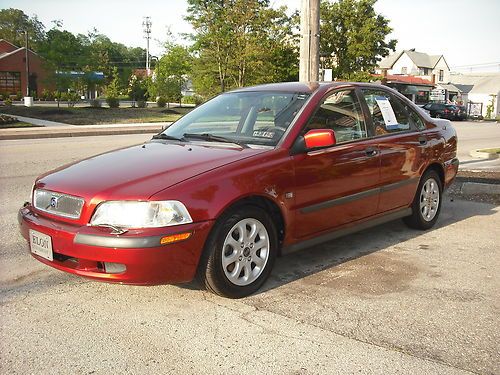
[0,135,498,374]
[453,121,500,171]
[1,117,498,171]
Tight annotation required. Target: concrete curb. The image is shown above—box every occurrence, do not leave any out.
[460,182,500,195]
[0,123,169,140]
[469,149,500,160]
[0,127,161,140]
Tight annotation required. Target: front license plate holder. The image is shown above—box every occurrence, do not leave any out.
[29,229,53,261]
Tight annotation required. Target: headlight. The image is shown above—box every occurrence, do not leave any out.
[90,201,193,228]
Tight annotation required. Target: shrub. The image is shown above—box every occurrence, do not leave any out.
[15,91,23,100]
[67,92,80,107]
[89,99,101,108]
[182,94,204,106]
[4,98,12,106]
[0,114,18,124]
[59,92,69,102]
[157,96,167,108]
[137,100,147,108]
[106,97,120,108]
[41,89,54,101]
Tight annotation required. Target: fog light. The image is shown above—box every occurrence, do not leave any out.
[160,232,192,245]
[103,262,126,274]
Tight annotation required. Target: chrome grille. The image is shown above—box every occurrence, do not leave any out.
[33,189,84,219]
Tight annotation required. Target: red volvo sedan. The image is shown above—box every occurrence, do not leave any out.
[19,82,458,298]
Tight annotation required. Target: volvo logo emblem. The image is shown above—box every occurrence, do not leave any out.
[50,196,59,209]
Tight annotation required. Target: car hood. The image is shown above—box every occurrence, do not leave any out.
[36,141,270,200]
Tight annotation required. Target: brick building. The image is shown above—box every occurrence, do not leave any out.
[0,39,51,98]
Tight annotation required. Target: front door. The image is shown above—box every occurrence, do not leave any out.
[292,89,380,239]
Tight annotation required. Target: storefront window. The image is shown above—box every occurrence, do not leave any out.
[0,71,21,95]
[416,91,429,104]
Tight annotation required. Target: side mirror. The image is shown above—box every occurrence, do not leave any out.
[304,129,336,149]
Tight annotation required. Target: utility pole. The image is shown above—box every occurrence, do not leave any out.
[23,30,33,106]
[299,0,320,82]
[143,17,152,76]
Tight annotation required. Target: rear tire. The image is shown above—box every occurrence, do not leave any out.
[197,205,277,298]
[403,170,442,230]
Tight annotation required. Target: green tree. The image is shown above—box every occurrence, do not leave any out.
[0,8,45,49]
[105,66,121,98]
[127,74,148,104]
[38,29,85,71]
[320,0,397,80]
[37,29,87,106]
[150,44,192,103]
[186,0,298,97]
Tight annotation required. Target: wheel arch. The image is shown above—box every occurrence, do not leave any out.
[424,162,445,186]
[216,195,286,249]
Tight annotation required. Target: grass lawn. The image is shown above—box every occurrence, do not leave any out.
[0,105,192,125]
[0,121,42,129]
[477,148,500,154]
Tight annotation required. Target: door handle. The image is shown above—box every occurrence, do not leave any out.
[418,136,427,145]
[365,147,378,157]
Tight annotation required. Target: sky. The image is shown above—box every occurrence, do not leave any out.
[1,0,499,71]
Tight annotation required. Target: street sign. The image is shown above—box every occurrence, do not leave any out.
[429,88,445,101]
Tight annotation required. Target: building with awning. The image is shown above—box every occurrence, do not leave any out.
[449,73,500,117]
[376,49,450,85]
[435,83,461,103]
[55,70,105,99]
[374,74,435,104]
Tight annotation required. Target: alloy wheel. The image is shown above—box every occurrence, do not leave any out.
[221,218,270,286]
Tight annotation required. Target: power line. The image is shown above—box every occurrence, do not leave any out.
[451,62,500,68]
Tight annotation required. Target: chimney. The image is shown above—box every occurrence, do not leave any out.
[381,69,388,86]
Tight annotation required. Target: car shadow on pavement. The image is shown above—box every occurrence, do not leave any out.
[256,196,498,295]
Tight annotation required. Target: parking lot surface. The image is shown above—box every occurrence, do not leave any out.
[1,135,498,374]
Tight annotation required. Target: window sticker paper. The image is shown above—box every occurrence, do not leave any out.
[375,97,398,129]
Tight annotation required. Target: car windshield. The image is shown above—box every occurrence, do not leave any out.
[161,91,310,147]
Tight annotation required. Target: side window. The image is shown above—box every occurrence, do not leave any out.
[303,90,367,143]
[362,90,411,135]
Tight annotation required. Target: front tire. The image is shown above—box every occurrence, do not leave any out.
[197,205,278,298]
[403,170,442,230]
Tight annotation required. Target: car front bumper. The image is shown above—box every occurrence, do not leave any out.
[18,205,213,285]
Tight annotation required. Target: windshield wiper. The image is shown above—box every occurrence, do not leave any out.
[183,133,248,148]
[152,133,185,141]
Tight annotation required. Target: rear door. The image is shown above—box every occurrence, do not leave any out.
[360,89,427,213]
[292,88,381,239]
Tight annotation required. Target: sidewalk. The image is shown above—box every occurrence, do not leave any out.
[0,117,170,140]
[4,114,68,127]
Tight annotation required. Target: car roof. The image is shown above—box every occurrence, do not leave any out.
[229,81,399,94]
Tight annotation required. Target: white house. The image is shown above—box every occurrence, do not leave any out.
[451,72,500,118]
[377,49,450,84]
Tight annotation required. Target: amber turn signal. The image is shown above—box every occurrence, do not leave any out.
[160,232,192,245]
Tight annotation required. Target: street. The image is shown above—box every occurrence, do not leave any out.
[453,121,500,171]
[0,134,499,375]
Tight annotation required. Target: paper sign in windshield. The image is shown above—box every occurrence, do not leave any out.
[375,97,398,128]
[253,130,275,139]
